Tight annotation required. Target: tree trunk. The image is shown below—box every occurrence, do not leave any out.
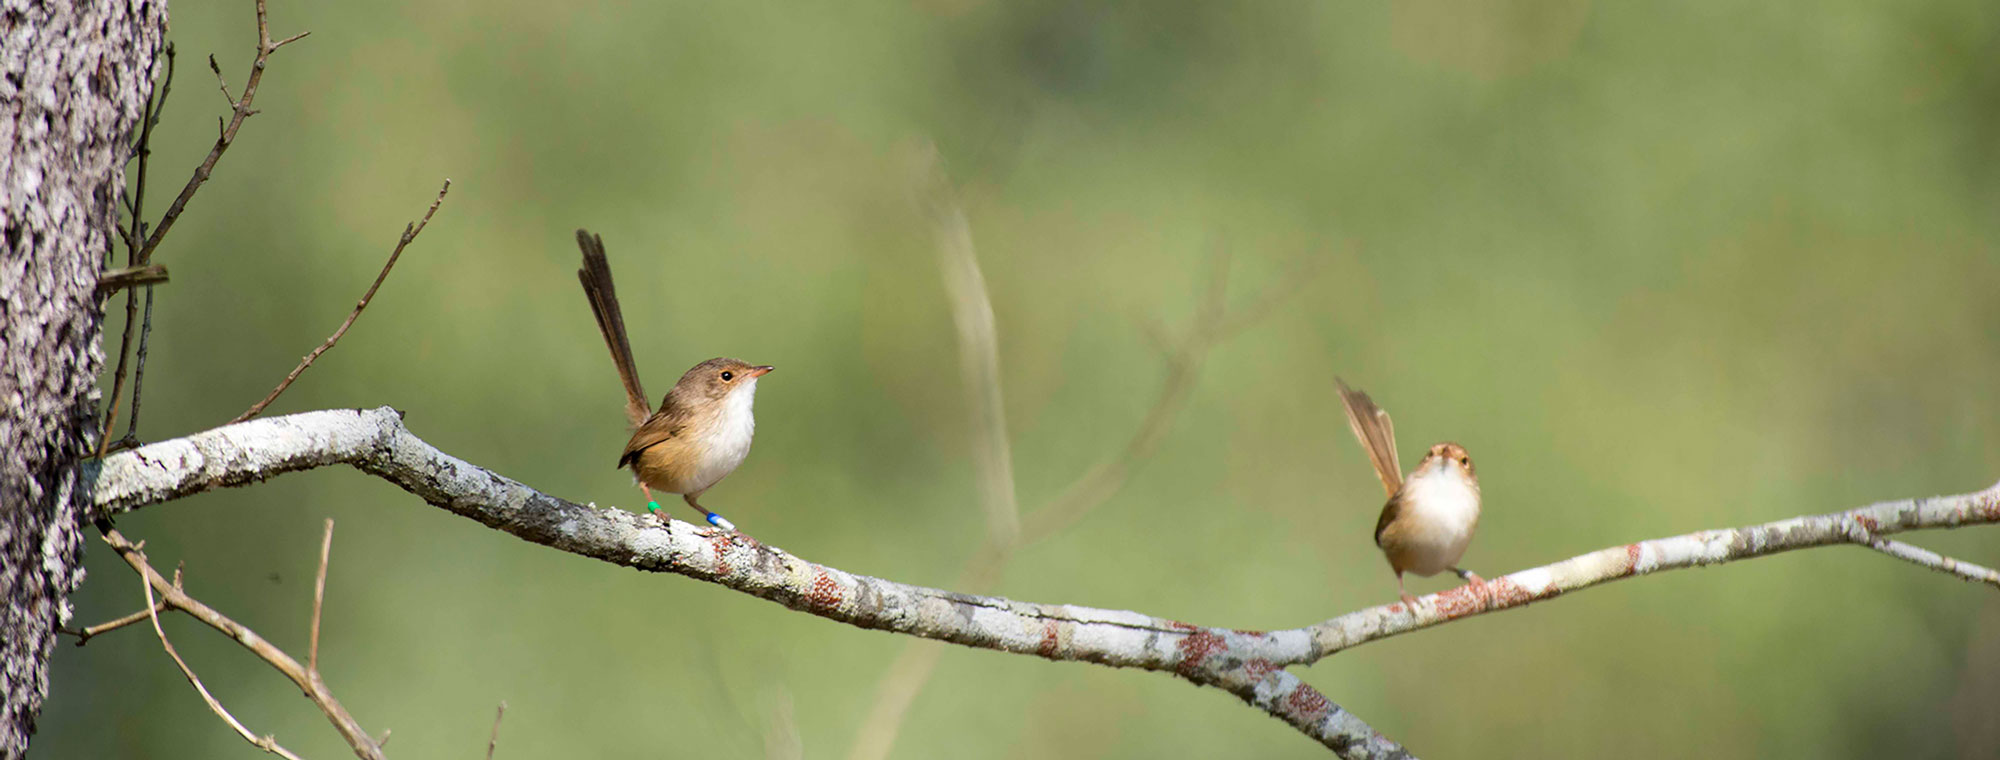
[0,1,166,755]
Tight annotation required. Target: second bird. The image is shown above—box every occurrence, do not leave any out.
[577,229,772,530]
[1336,378,1483,604]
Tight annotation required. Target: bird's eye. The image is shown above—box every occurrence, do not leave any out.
[720,371,734,381]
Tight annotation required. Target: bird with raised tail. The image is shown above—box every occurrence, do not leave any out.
[1336,378,1484,604]
[576,229,772,531]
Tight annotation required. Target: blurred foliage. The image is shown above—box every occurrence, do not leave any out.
[43,0,2000,757]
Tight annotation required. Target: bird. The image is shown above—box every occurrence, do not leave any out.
[1336,378,1483,604]
[576,229,772,530]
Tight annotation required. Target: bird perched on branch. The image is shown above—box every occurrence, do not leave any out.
[1336,378,1483,604]
[576,229,772,531]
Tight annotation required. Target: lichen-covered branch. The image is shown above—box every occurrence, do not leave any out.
[83,408,2000,757]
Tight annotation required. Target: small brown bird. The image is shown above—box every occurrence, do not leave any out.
[576,229,772,530]
[1336,378,1483,604]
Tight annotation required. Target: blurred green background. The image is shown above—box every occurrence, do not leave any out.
[42,0,2000,757]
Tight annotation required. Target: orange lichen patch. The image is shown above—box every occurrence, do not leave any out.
[1486,577,1539,607]
[1286,685,1331,721]
[709,532,735,576]
[1037,620,1062,659]
[1856,515,1881,533]
[1171,622,1227,677]
[1241,658,1279,679]
[1433,583,1491,618]
[805,567,844,613]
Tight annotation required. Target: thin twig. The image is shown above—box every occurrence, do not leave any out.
[232,179,451,423]
[486,701,508,760]
[128,43,174,254]
[310,518,333,673]
[111,40,172,450]
[96,264,169,297]
[101,526,387,760]
[96,286,142,457]
[1848,523,2000,588]
[59,600,172,645]
[131,534,308,760]
[138,0,310,265]
[119,283,160,448]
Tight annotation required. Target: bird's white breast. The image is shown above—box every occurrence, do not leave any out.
[1396,465,1482,575]
[687,380,758,492]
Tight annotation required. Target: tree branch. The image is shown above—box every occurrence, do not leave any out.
[82,408,2000,757]
[99,525,385,759]
[232,179,450,423]
[138,0,307,265]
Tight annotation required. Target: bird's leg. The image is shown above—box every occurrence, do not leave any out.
[1395,572,1416,606]
[684,493,740,534]
[639,484,668,522]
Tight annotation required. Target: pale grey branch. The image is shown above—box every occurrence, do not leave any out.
[84,408,2000,758]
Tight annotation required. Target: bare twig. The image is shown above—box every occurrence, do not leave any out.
[310,518,333,672]
[138,0,310,265]
[1847,522,2000,588]
[100,525,387,760]
[127,43,174,252]
[58,600,171,645]
[117,283,160,450]
[95,264,169,297]
[97,48,174,456]
[95,285,139,456]
[232,179,451,423]
[127,533,307,760]
[486,701,508,760]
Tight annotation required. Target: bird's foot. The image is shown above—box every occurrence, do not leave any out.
[1454,569,1494,607]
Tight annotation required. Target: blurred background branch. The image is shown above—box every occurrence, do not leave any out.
[851,150,1321,760]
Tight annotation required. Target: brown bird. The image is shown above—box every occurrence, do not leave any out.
[1336,378,1483,604]
[576,229,772,530]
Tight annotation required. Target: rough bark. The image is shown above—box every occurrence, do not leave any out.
[0,0,167,754]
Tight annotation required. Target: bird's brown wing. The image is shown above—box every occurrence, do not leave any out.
[618,404,688,469]
[1373,493,1404,547]
[1336,378,1402,497]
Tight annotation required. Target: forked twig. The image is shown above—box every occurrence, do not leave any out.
[1848,522,2000,588]
[138,0,309,265]
[232,179,451,423]
[59,600,171,645]
[101,525,387,760]
[129,536,306,759]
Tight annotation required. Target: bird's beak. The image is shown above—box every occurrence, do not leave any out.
[747,365,774,378]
